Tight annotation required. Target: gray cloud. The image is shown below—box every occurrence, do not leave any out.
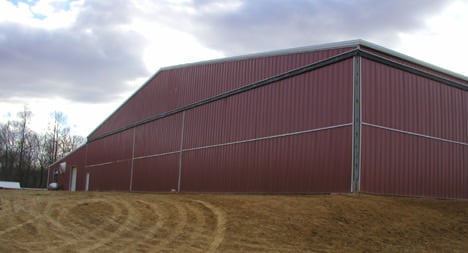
[166,0,455,55]
[0,0,456,104]
[0,0,147,103]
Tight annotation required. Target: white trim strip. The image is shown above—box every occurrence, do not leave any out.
[362,122,468,146]
[86,159,132,168]
[183,123,353,153]
[91,123,354,167]
[86,162,113,168]
[134,150,181,160]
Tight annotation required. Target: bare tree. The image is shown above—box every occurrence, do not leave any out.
[0,120,20,181]
[17,106,32,185]
[0,108,85,188]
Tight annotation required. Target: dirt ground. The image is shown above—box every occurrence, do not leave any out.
[0,190,467,253]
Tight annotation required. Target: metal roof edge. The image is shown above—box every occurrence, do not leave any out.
[87,49,359,142]
[48,143,87,168]
[160,39,362,71]
[161,38,467,82]
[86,69,165,139]
[87,40,362,140]
[356,39,468,82]
[86,39,467,140]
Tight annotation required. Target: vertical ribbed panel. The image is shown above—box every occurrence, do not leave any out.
[49,145,87,191]
[134,113,182,157]
[361,58,468,199]
[89,48,353,138]
[361,126,468,199]
[183,59,353,149]
[362,59,468,143]
[132,154,179,192]
[86,129,133,165]
[361,46,468,86]
[87,161,131,191]
[181,127,352,193]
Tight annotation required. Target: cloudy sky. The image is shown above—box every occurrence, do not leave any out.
[1,0,467,137]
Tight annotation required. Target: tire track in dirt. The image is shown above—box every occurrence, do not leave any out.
[39,199,95,244]
[193,200,226,253]
[38,198,127,252]
[0,200,37,236]
[121,199,168,252]
[48,199,112,239]
[0,215,39,237]
[84,197,168,252]
[153,198,189,251]
[72,197,133,252]
[168,200,211,252]
[0,198,44,238]
[0,193,227,253]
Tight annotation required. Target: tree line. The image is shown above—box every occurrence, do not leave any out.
[0,108,85,188]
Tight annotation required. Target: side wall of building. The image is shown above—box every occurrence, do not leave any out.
[89,48,354,139]
[50,56,355,194]
[360,58,468,199]
[48,45,468,198]
[48,145,86,191]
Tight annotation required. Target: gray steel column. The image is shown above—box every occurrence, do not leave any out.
[351,55,362,193]
[129,127,136,192]
[177,111,186,192]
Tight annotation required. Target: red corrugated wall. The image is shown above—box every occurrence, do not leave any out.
[361,126,468,198]
[89,48,353,139]
[361,46,468,86]
[48,145,86,191]
[181,59,353,192]
[87,161,131,191]
[181,127,352,193]
[183,60,352,148]
[360,58,468,198]
[85,129,133,191]
[51,43,467,198]
[131,113,183,192]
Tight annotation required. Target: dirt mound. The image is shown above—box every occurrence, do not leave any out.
[0,190,466,252]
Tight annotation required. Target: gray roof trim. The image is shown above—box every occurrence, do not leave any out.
[161,39,467,82]
[359,49,468,90]
[87,40,361,139]
[48,143,87,168]
[87,48,359,142]
[356,39,468,82]
[160,39,362,71]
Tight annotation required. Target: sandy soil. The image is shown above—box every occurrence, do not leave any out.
[0,190,467,252]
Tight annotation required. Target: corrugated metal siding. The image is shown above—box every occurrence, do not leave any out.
[48,145,87,190]
[67,146,87,191]
[134,113,182,158]
[361,58,468,199]
[181,127,352,192]
[184,59,353,149]
[360,46,468,86]
[361,126,468,198]
[131,154,179,192]
[86,129,133,165]
[87,161,131,191]
[362,59,468,143]
[90,48,354,138]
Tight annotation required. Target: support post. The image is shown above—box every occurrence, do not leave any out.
[129,127,136,192]
[351,55,362,193]
[177,111,186,192]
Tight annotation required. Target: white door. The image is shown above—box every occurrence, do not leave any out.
[70,167,77,192]
[85,173,90,192]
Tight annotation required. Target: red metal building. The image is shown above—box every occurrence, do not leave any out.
[49,40,468,199]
